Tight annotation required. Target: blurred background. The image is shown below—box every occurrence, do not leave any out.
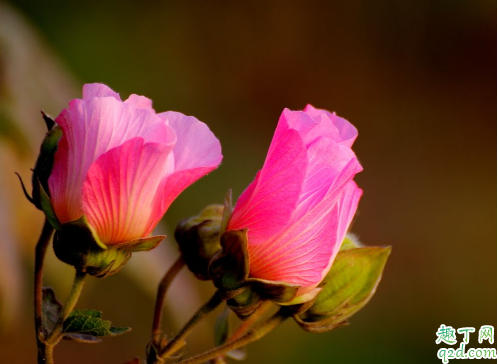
[0,1,495,363]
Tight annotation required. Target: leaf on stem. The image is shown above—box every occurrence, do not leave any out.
[41,287,63,333]
[63,309,131,340]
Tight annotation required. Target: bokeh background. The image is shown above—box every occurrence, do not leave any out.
[0,1,495,363]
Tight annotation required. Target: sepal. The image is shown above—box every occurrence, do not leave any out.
[175,204,224,280]
[292,243,391,333]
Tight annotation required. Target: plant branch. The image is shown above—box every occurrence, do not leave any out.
[176,307,289,364]
[154,290,224,363]
[151,255,185,345]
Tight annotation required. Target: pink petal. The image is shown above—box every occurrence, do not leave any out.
[336,180,363,245]
[49,97,175,223]
[157,111,223,212]
[229,128,308,244]
[159,111,222,172]
[125,94,153,110]
[303,104,358,147]
[83,83,121,101]
[248,138,362,288]
[82,138,174,245]
[294,137,362,216]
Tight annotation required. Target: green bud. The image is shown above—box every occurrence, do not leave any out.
[175,204,224,280]
[293,242,391,333]
[32,118,62,210]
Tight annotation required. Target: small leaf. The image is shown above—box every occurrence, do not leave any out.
[220,189,233,234]
[63,333,102,344]
[116,235,165,252]
[214,305,231,346]
[41,287,62,332]
[63,309,131,337]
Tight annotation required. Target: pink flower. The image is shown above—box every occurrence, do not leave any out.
[228,105,362,296]
[48,83,222,246]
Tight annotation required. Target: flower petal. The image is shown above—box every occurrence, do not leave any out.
[229,128,308,244]
[82,137,174,245]
[49,97,175,223]
[83,83,121,101]
[303,104,358,147]
[125,94,153,110]
[158,111,222,172]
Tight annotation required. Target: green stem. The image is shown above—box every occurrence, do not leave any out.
[46,270,87,346]
[34,219,54,363]
[154,291,224,363]
[151,255,185,345]
[177,308,289,364]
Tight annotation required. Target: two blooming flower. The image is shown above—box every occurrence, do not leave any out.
[39,83,363,304]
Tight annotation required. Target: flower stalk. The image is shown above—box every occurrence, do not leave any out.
[151,255,185,345]
[152,291,224,364]
[177,308,289,364]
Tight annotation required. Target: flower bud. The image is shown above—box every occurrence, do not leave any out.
[175,204,224,280]
[292,238,391,333]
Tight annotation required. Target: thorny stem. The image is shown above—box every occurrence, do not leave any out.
[176,308,289,364]
[152,291,224,364]
[151,255,185,345]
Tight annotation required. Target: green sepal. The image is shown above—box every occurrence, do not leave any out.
[41,287,63,333]
[53,217,131,278]
[63,309,131,338]
[31,123,62,210]
[38,179,61,230]
[247,278,300,304]
[175,205,224,280]
[339,234,362,251]
[209,229,249,291]
[220,189,233,234]
[226,287,261,320]
[294,245,391,333]
[116,235,165,252]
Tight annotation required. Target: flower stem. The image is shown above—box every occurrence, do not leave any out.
[177,307,289,364]
[34,219,54,362]
[154,291,224,363]
[46,270,87,345]
[151,255,185,345]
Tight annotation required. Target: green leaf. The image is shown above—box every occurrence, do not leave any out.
[296,246,391,333]
[41,287,62,332]
[220,189,233,234]
[214,305,231,346]
[63,309,131,338]
[63,333,102,344]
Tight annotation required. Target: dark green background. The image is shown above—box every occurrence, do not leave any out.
[0,1,495,363]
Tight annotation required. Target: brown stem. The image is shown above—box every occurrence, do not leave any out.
[34,219,54,363]
[177,308,289,364]
[154,291,224,363]
[151,255,185,345]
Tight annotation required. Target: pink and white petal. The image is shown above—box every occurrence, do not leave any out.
[303,104,358,147]
[294,137,362,218]
[248,200,339,288]
[125,94,154,110]
[82,83,121,101]
[158,111,222,172]
[160,165,220,215]
[336,180,363,244]
[229,129,307,244]
[82,138,174,245]
[49,97,173,223]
